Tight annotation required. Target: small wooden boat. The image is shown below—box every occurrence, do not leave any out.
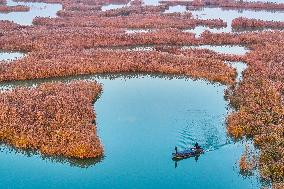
[172,148,204,160]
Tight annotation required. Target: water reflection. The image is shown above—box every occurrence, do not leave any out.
[173,153,201,169]
[0,73,215,90]
[0,144,103,168]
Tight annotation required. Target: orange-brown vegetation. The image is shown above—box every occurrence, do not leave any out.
[0,81,103,159]
[0,0,6,5]
[232,17,284,30]
[62,3,102,12]
[0,5,30,13]
[0,0,283,186]
[239,145,256,174]
[154,45,244,62]
[160,0,284,10]
[225,32,284,183]
[272,183,284,189]
[0,22,237,84]
[0,20,24,31]
[130,0,143,6]
[56,4,167,17]
[15,0,130,5]
[0,47,236,85]
[33,13,226,29]
[211,0,284,10]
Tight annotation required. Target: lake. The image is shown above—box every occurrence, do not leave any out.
[0,0,280,188]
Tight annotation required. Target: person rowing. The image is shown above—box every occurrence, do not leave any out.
[194,142,201,150]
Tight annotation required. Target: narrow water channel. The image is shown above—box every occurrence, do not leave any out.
[183,45,248,55]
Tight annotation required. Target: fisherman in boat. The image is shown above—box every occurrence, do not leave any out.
[194,142,201,150]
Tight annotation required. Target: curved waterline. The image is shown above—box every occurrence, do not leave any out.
[0,70,260,188]
[0,0,62,25]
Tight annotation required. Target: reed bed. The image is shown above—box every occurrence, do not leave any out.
[100,4,168,16]
[232,17,284,30]
[33,13,226,29]
[0,0,283,186]
[62,3,102,12]
[0,20,24,31]
[0,81,103,159]
[225,32,284,183]
[0,48,236,85]
[0,0,6,5]
[154,45,245,62]
[160,0,284,10]
[0,5,30,13]
[211,0,284,10]
[239,145,256,175]
[15,0,130,6]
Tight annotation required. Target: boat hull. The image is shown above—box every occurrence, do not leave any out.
[172,148,204,160]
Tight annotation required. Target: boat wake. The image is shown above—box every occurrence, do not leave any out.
[175,109,230,153]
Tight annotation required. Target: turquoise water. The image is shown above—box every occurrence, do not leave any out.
[0,74,261,189]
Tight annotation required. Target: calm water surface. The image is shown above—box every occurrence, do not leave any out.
[183,45,248,55]
[0,0,61,25]
[0,0,277,188]
[164,3,284,35]
[0,74,260,189]
[0,51,25,61]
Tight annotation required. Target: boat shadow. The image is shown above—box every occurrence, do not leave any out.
[172,154,201,168]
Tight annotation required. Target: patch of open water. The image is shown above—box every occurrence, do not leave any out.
[0,51,25,61]
[183,45,249,55]
[0,73,261,189]
[0,0,61,25]
[164,5,187,13]
[160,3,284,36]
[101,4,127,11]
